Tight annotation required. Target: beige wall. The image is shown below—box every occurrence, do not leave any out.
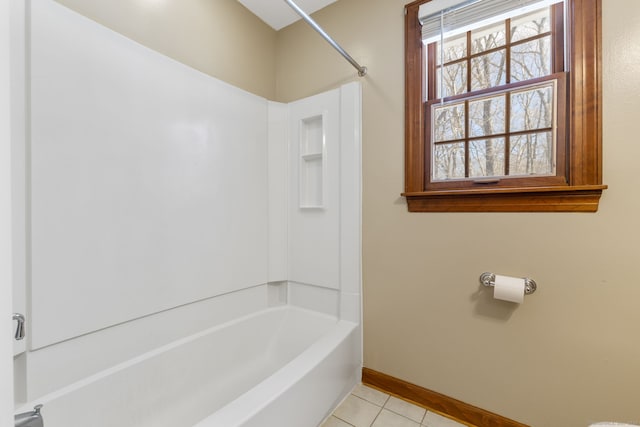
[55,0,277,99]
[45,0,640,425]
[277,1,640,426]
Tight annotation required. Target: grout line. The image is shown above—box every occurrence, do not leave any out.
[381,394,427,425]
[338,384,473,427]
[363,384,474,427]
[381,394,390,407]
[368,406,383,427]
[354,385,390,408]
[364,394,389,408]
[332,414,356,427]
[382,407,425,426]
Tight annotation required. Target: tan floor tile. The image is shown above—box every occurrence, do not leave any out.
[422,411,467,427]
[383,396,427,424]
[371,409,421,427]
[333,394,382,427]
[321,415,354,427]
[351,384,390,407]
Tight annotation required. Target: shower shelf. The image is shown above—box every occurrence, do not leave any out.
[299,115,325,209]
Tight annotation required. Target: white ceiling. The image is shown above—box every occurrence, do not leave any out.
[238,0,338,31]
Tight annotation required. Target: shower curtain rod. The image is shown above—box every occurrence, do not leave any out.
[284,0,367,77]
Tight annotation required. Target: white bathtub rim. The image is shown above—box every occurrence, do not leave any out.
[15,305,339,414]
[192,319,358,427]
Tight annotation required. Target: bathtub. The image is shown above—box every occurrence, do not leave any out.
[26,305,361,427]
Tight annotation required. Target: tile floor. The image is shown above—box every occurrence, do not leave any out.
[321,384,469,427]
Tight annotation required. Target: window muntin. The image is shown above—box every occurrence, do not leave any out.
[425,3,564,186]
[403,0,605,213]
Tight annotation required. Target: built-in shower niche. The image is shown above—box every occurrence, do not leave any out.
[299,115,325,209]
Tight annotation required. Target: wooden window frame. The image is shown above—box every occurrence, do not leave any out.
[403,0,606,212]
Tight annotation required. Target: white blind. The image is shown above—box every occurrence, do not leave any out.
[419,0,563,43]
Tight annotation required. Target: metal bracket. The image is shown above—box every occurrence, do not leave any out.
[12,313,25,340]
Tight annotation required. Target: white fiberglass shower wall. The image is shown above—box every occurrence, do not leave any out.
[11,0,361,425]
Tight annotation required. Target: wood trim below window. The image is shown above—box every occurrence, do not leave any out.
[404,0,606,212]
[403,184,606,212]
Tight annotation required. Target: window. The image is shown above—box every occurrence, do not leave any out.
[403,0,606,212]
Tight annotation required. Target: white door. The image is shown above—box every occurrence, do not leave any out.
[1,0,16,425]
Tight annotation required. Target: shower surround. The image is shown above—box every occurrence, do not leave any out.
[12,1,362,426]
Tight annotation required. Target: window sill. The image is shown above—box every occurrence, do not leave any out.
[402,185,607,212]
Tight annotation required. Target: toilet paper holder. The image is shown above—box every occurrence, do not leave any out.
[479,272,537,295]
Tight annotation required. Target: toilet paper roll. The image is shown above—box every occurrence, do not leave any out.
[493,275,525,303]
